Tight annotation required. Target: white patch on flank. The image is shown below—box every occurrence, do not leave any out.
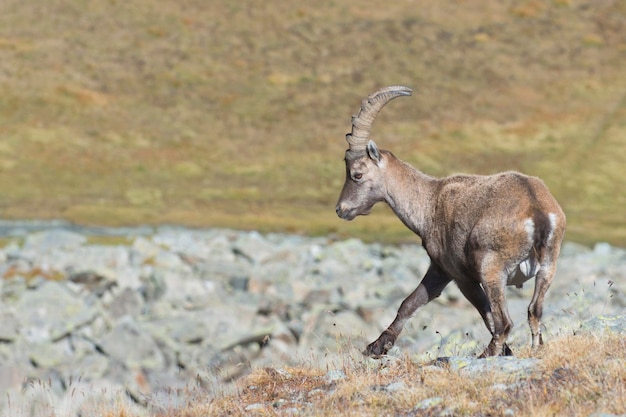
[547,212,558,243]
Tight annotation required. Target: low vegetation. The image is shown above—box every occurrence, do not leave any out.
[93,332,625,416]
[0,0,625,245]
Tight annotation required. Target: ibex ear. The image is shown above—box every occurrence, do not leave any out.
[367,140,381,164]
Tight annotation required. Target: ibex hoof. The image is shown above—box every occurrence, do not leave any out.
[363,331,395,358]
[479,342,514,358]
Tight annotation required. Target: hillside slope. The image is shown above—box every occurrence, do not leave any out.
[0,0,624,244]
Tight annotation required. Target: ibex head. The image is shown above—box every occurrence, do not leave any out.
[335,86,413,220]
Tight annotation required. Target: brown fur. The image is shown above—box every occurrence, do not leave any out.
[336,92,566,358]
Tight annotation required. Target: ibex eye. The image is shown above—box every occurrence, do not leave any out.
[354,173,363,180]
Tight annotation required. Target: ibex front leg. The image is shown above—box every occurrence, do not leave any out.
[364,265,452,357]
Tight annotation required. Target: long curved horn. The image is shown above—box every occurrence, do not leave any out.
[346,85,413,152]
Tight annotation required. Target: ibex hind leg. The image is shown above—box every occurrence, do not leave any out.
[477,256,514,358]
[527,209,564,350]
[528,261,557,349]
[456,278,515,357]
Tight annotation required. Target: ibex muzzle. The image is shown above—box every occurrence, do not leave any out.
[335,86,566,359]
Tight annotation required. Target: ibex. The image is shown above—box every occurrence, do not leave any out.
[336,86,566,358]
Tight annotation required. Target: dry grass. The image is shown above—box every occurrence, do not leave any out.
[0,0,625,245]
[94,332,625,416]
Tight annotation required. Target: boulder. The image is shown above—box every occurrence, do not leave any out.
[580,314,626,335]
[98,316,166,370]
[13,281,99,343]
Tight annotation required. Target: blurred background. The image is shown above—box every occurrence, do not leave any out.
[0,0,624,246]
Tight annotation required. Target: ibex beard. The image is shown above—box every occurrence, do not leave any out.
[336,86,566,358]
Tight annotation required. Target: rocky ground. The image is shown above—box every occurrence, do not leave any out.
[0,221,624,416]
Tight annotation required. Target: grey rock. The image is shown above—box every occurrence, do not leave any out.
[1,241,22,260]
[28,338,77,369]
[273,368,293,379]
[228,276,249,291]
[68,270,117,297]
[154,228,236,262]
[299,309,376,362]
[463,356,539,377]
[560,241,592,257]
[72,246,131,276]
[414,396,444,410]
[324,369,346,383]
[140,269,167,302]
[22,230,86,255]
[0,339,36,371]
[310,257,351,281]
[580,314,626,335]
[114,265,143,290]
[144,313,212,345]
[159,270,222,309]
[174,341,213,370]
[14,281,99,343]
[300,287,344,308]
[232,231,276,263]
[0,311,19,342]
[153,250,185,269]
[248,263,299,296]
[219,324,273,353]
[131,236,162,261]
[324,238,372,265]
[1,276,27,302]
[588,414,626,417]
[245,402,266,411]
[382,381,407,392]
[193,257,251,283]
[437,355,539,377]
[107,287,145,319]
[98,316,165,370]
[68,352,110,380]
[593,242,613,256]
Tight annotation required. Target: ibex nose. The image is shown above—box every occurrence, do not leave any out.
[336,203,349,218]
[336,203,353,220]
